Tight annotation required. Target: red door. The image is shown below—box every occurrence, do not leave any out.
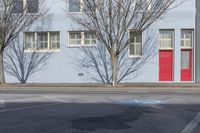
[159,50,173,81]
[181,49,192,81]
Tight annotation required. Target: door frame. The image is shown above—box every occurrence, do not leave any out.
[159,29,175,82]
[180,29,194,82]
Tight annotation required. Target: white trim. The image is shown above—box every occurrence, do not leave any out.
[159,48,173,50]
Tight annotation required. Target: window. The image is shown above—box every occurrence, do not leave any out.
[13,0,39,14]
[37,32,48,50]
[159,30,174,49]
[69,0,81,12]
[24,32,60,51]
[27,0,38,13]
[13,0,24,13]
[181,51,190,69]
[129,31,142,57]
[68,31,96,46]
[181,30,193,48]
[84,32,96,45]
[50,32,60,49]
[69,32,82,45]
[25,32,35,50]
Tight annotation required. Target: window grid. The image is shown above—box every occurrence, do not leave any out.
[37,32,48,50]
[50,33,60,50]
[84,32,96,45]
[69,32,82,46]
[159,30,174,49]
[129,31,142,57]
[25,32,60,51]
[181,30,193,48]
[25,32,35,50]
[68,31,96,46]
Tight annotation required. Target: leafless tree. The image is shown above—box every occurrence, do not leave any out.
[4,37,51,83]
[0,0,47,83]
[76,31,157,84]
[67,0,181,86]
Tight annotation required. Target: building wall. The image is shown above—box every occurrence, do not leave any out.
[5,0,196,83]
[196,0,200,82]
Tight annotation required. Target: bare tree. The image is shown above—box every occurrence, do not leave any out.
[76,31,157,84]
[0,0,47,83]
[67,0,180,86]
[4,37,51,83]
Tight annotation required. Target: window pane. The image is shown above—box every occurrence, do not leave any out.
[181,51,190,69]
[69,0,80,12]
[13,0,23,13]
[27,0,38,13]
[181,30,193,48]
[37,33,48,50]
[69,32,81,45]
[136,44,142,55]
[84,32,96,45]
[130,43,135,56]
[25,33,35,50]
[50,32,60,50]
[159,30,173,49]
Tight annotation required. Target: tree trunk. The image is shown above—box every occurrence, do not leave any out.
[0,52,5,84]
[111,54,117,87]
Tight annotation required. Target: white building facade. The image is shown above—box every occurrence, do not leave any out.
[5,0,196,83]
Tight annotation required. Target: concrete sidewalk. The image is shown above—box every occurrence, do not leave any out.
[0,83,200,91]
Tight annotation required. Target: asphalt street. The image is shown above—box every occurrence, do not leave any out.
[0,89,200,133]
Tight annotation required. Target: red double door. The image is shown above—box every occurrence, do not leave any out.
[159,49,192,81]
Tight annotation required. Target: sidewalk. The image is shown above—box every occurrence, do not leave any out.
[0,83,200,91]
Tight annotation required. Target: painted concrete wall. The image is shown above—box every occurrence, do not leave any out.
[5,0,196,83]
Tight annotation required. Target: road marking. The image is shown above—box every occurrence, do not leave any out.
[180,112,200,133]
[43,96,67,103]
[0,102,64,113]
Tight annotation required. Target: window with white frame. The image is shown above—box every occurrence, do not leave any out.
[68,31,96,46]
[129,31,142,57]
[25,32,36,50]
[37,32,48,50]
[181,30,193,48]
[69,0,81,12]
[84,32,96,45]
[159,30,174,49]
[24,32,60,51]
[69,32,82,45]
[50,32,60,49]
[13,0,39,14]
